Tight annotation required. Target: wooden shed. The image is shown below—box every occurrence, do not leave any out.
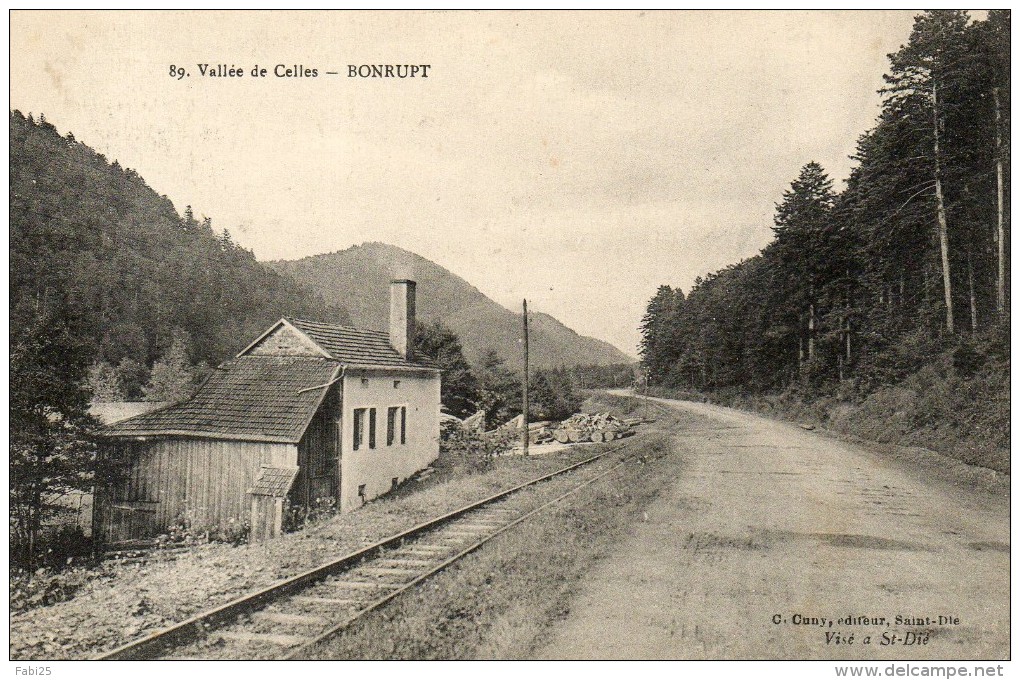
[96,280,441,546]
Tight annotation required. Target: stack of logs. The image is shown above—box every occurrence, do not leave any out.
[552,412,632,443]
[503,415,555,444]
[501,412,645,446]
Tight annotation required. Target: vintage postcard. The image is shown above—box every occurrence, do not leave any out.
[8,9,1010,673]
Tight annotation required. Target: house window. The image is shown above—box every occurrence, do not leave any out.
[354,407,377,450]
[353,408,366,450]
[361,378,369,388]
[387,407,398,446]
[393,380,401,389]
[386,406,407,446]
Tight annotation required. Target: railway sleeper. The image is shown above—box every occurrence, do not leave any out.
[253,611,328,627]
[472,513,516,523]
[400,543,452,554]
[356,566,421,578]
[217,631,309,648]
[291,596,363,607]
[322,579,396,591]
[452,522,503,531]
[438,530,485,539]
[377,558,434,568]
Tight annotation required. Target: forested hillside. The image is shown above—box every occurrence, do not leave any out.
[10,111,355,563]
[639,11,1009,472]
[10,110,350,381]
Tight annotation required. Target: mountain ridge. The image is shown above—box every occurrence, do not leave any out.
[269,242,634,369]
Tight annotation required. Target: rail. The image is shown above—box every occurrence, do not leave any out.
[96,441,636,660]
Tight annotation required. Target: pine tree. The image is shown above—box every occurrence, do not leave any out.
[414,320,479,418]
[474,349,520,428]
[882,10,973,334]
[142,333,197,402]
[771,162,836,374]
[970,10,1011,317]
[86,361,126,402]
[10,300,98,568]
[639,285,684,385]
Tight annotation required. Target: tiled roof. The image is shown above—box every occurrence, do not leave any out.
[249,466,300,497]
[287,318,438,369]
[101,356,339,442]
[89,401,172,425]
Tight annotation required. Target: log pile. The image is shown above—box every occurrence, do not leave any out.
[552,412,632,444]
[498,415,556,444]
[456,410,485,431]
[499,412,641,447]
[528,422,554,444]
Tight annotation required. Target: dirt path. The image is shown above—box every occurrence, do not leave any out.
[535,395,1009,660]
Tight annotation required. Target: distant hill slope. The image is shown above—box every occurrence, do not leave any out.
[270,242,633,369]
[10,111,349,368]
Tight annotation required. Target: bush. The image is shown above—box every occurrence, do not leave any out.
[39,526,93,569]
[436,425,515,476]
[530,368,583,422]
[163,511,249,546]
[10,523,94,573]
[10,565,95,612]
[283,496,338,533]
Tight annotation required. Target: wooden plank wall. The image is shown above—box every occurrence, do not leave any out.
[295,386,340,510]
[97,438,296,544]
[250,496,284,542]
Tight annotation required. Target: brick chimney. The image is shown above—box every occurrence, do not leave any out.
[389,279,416,361]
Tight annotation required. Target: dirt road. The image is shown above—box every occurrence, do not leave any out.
[536,394,1009,660]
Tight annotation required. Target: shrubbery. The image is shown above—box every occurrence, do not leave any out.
[283,497,339,533]
[10,565,97,613]
[437,424,515,476]
[162,511,250,547]
[649,334,1009,475]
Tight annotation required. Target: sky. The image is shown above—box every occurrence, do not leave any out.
[10,10,925,357]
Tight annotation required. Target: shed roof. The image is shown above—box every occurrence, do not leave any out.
[284,318,438,369]
[249,466,300,497]
[89,401,172,425]
[101,356,339,443]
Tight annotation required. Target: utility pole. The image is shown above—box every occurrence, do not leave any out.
[522,299,529,457]
[643,374,649,421]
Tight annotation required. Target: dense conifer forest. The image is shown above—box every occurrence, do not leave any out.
[10,110,351,375]
[10,110,352,562]
[639,11,1009,471]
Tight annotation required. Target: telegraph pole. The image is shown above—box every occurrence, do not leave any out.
[522,299,529,456]
[637,370,649,420]
[643,374,650,421]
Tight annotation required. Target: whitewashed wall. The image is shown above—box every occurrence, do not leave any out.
[339,368,441,512]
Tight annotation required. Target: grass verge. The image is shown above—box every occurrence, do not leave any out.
[10,440,631,660]
[302,431,677,660]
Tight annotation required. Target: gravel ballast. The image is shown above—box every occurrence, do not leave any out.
[10,447,609,660]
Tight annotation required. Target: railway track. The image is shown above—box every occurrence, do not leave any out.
[95,441,639,660]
